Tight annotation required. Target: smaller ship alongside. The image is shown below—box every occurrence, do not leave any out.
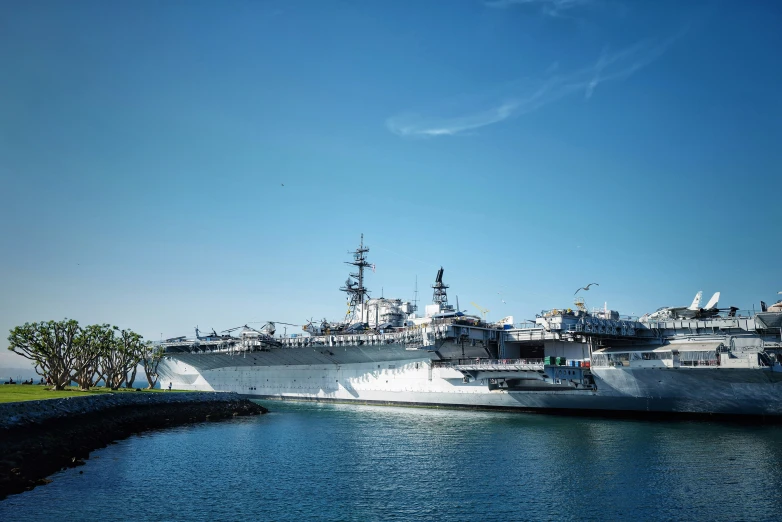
[156,236,782,417]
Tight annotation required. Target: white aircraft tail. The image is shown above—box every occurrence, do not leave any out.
[688,291,703,310]
[704,292,720,310]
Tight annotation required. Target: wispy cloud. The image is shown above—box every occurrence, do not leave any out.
[485,0,594,17]
[386,36,676,138]
[386,102,519,138]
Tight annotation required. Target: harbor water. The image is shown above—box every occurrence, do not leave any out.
[2,401,782,521]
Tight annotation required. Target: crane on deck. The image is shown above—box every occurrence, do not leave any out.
[470,302,489,322]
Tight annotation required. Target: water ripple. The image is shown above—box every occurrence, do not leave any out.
[2,402,782,521]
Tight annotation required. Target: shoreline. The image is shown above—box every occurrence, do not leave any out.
[0,392,267,500]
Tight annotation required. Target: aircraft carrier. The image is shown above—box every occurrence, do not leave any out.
[156,236,782,417]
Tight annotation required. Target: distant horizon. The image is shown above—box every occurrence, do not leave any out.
[1,366,41,380]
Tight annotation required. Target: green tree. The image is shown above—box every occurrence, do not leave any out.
[72,324,114,390]
[7,319,80,390]
[141,341,165,389]
[102,328,143,390]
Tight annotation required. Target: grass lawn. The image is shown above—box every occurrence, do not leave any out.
[0,384,171,403]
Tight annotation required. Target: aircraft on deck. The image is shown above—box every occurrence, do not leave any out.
[640,291,722,322]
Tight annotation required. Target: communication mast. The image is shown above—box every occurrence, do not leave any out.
[340,234,371,323]
[412,275,419,313]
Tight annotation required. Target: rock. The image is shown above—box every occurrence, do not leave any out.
[0,392,268,500]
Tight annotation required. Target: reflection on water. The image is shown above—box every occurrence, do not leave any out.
[2,401,782,521]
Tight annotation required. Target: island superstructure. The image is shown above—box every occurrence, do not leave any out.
[156,237,782,417]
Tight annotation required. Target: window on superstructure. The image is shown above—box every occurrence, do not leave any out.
[678,350,718,366]
[640,352,671,360]
[607,353,630,365]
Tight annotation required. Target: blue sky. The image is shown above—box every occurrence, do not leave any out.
[2,0,781,366]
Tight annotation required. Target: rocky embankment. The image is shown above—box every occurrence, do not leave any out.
[0,392,267,499]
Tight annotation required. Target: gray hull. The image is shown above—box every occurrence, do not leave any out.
[157,346,782,417]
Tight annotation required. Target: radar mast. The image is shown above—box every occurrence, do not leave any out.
[340,234,371,323]
[432,267,449,307]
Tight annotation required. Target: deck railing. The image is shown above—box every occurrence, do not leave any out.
[434,358,545,370]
